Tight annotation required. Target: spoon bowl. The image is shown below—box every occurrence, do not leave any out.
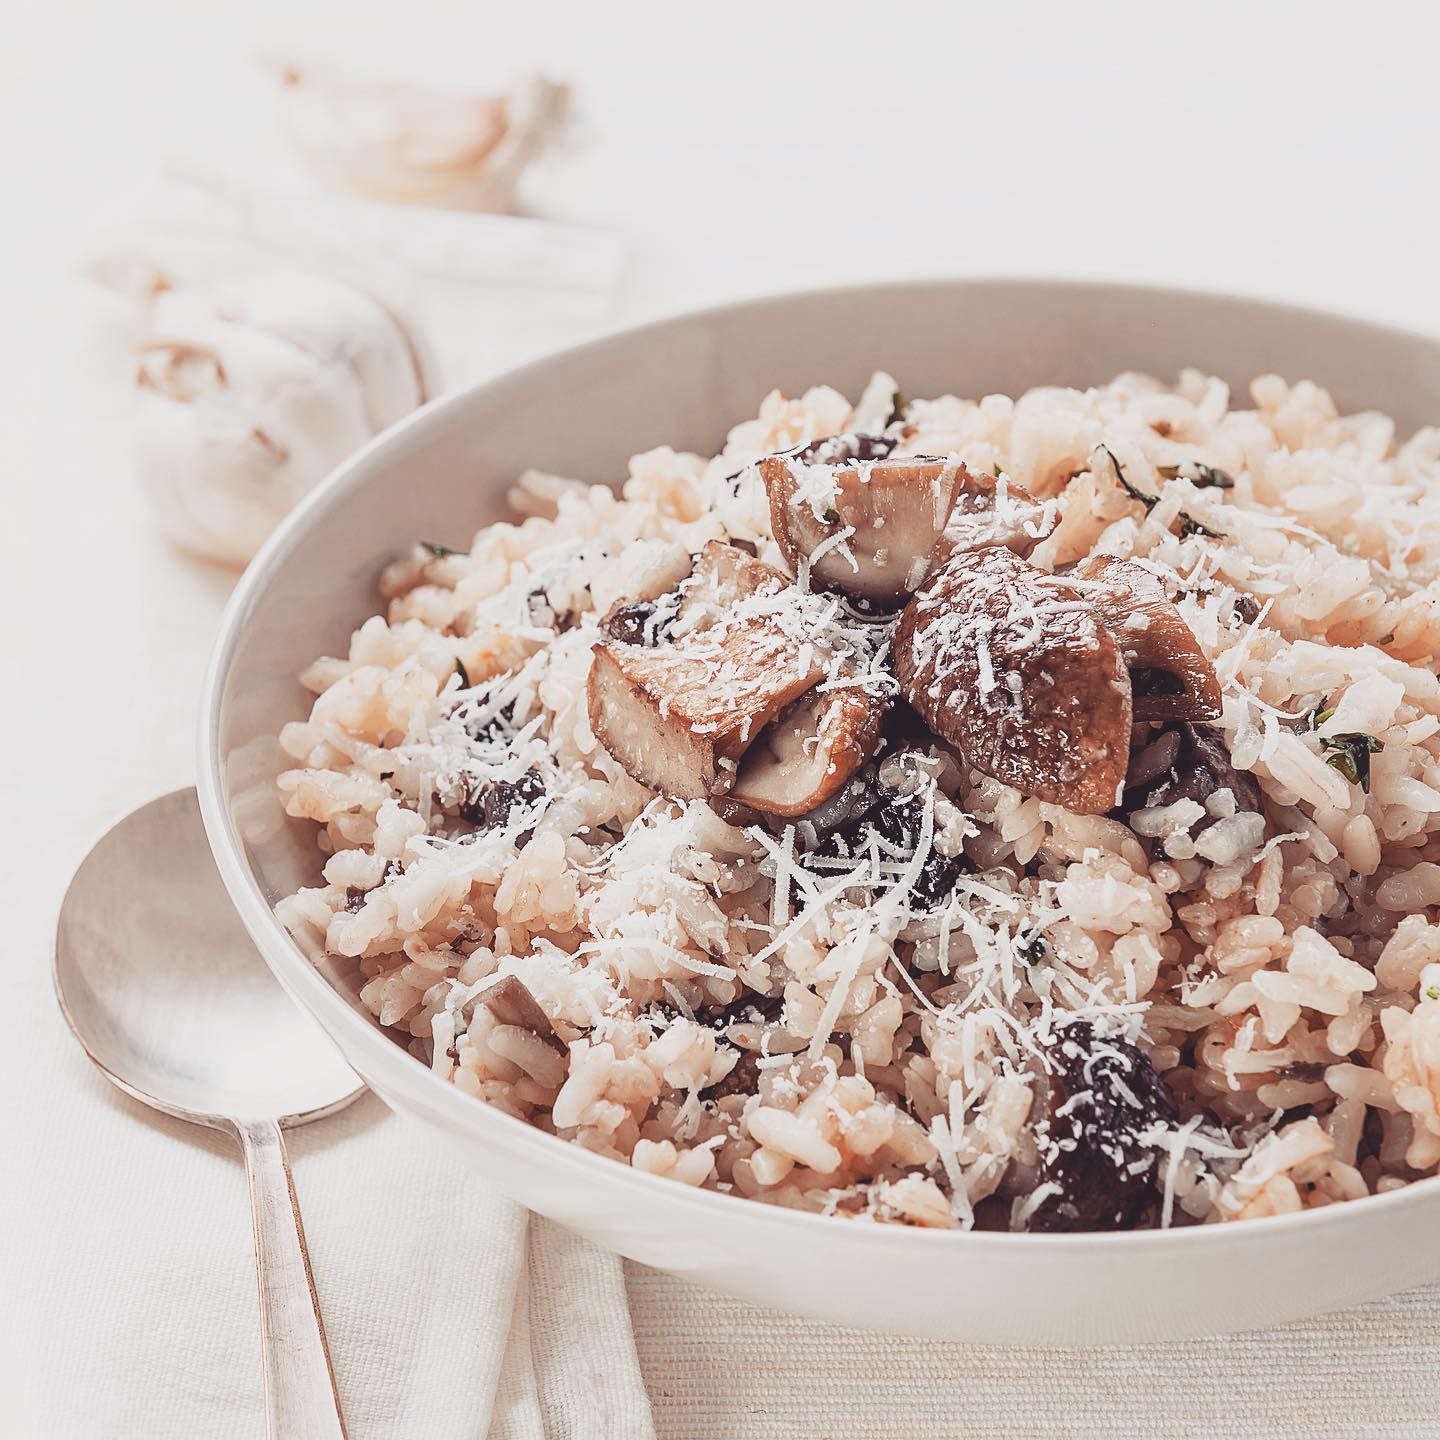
[55,787,360,1126]
[55,787,362,1438]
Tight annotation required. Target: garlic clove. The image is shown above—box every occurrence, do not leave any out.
[130,269,424,566]
[205,269,426,424]
[273,63,568,214]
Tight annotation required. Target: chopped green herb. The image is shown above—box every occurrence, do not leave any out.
[1098,445,1158,512]
[421,541,464,558]
[1321,732,1384,791]
[1157,461,1235,490]
[1178,513,1226,540]
[1100,447,1226,539]
[1427,985,1440,1001]
[1017,931,1048,969]
[1309,701,1336,730]
[1379,632,1396,645]
[453,657,471,688]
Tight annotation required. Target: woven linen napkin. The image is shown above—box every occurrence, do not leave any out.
[289,1094,656,1434]
[17,1044,653,1440]
[626,1264,1440,1439]
[288,1099,656,1440]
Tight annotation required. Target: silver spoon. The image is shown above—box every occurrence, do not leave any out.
[54,787,363,1440]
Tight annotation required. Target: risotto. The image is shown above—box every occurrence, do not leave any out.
[275,368,1440,1231]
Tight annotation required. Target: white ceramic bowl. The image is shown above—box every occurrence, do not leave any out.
[200,279,1440,1344]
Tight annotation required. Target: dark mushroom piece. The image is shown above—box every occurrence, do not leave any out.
[588,542,887,815]
[1071,556,1222,722]
[603,591,682,648]
[704,1050,761,1101]
[892,546,1133,814]
[1028,1018,1178,1232]
[757,437,1048,610]
[470,974,565,1056]
[1231,593,1262,627]
[1118,721,1263,828]
[798,771,973,911]
[459,767,545,833]
[686,991,787,1101]
[789,768,884,842]
[1122,724,1184,795]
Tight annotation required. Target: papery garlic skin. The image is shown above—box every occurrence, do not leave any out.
[275,64,567,214]
[132,271,424,566]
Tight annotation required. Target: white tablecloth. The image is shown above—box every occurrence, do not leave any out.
[9,3,1440,1435]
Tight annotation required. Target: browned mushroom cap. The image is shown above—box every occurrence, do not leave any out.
[893,546,1132,813]
[598,539,773,649]
[471,974,564,1055]
[758,441,976,607]
[728,684,887,817]
[758,437,1056,608]
[672,538,786,622]
[588,541,887,813]
[588,633,825,801]
[940,471,1055,560]
[1071,556,1222,722]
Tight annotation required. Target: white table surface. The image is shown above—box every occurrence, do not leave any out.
[8,2,1440,1435]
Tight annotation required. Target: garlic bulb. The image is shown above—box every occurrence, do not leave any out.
[131,270,424,565]
[274,63,568,213]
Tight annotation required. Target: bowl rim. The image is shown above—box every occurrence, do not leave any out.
[198,273,1440,1254]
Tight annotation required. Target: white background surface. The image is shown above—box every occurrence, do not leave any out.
[7,2,1440,1435]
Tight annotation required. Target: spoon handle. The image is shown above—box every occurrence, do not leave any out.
[237,1118,348,1440]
